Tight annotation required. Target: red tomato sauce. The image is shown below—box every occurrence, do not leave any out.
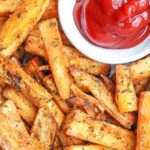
[74,0,150,49]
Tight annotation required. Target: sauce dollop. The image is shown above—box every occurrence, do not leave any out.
[74,0,150,49]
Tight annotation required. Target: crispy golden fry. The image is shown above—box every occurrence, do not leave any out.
[64,110,136,150]
[67,96,119,125]
[70,68,136,129]
[136,92,150,150]
[31,106,57,150]
[129,56,150,83]
[67,96,100,117]
[116,65,137,112]
[0,0,21,17]
[46,101,64,127]
[39,19,71,100]
[64,145,115,150]
[0,100,31,150]
[25,25,77,58]
[135,78,150,96]
[43,75,70,113]
[0,0,50,57]
[0,53,52,108]
[58,130,85,147]
[100,74,115,93]
[69,56,110,76]
[3,86,37,125]
[0,0,58,19]
[71,84,104,112]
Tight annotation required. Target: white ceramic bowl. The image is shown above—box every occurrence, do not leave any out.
[58,0,150,64]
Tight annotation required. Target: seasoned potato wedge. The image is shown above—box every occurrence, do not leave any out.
[39,19,71,100]
[69,56,110,76]
[43,75,70,114]
[70,68,136,129]
[0,0,58,19]
[136,92,150,150]
[0,0,50,57]
[0,53,52,108]
[3,86,37,125]
[0,100,31,150]
[116,65,137,112]
[64,110,136,150]
[46,101,64,127]
[129,56,150,83]
[64,145,115,150]
[31,106,57,150]
[71,84,104,112]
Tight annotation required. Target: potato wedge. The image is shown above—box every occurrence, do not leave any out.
[3,86,37,125]
[64,145,115,150]
[0,53,52,108]
[43,75,70,113]
[71,84,104,112]
[115,65,137,112]
[70,68,136,129]
[0,0,50,57]
[46,101,64,127]
[0,100,31,150]
[136,92,150,150]
[69,56,110,76]
[31,106,57,150]
[64,110,136,150]
[129,56,150,83]
[67,96,119,125]
[39,19,71,100]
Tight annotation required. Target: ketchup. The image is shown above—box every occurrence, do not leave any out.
[74,0,150,49]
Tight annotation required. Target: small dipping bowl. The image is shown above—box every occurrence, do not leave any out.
[58,0,150,64]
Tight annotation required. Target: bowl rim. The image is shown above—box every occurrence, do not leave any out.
[58,0,150,64]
